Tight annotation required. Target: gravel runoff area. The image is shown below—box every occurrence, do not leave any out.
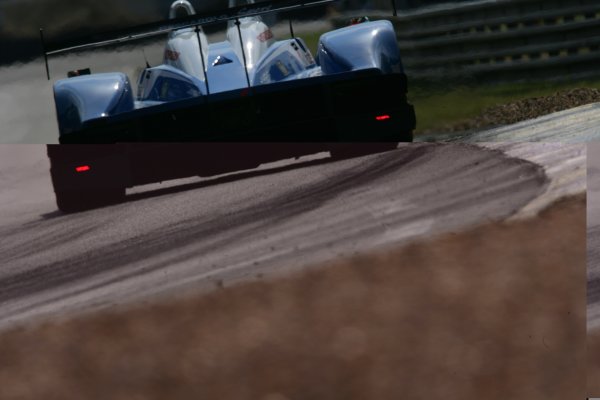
[426,88,600,135]
[0,195,585,400]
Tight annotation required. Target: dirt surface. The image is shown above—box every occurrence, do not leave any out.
[589,330,600,395]
[422,88,600,136]
[0,195,585,400]
[588,143,600,396]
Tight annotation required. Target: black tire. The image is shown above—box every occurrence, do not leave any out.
[55,187,126,213]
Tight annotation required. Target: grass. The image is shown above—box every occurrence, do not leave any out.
[410,78,600,135]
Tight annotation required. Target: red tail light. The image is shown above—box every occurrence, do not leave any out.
[75,165,90,172]
[375,114,391,121]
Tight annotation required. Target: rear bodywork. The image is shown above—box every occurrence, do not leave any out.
[57,70,414,143]
[50,9,415,143]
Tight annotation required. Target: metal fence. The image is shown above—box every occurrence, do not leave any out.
[336,0,600,82]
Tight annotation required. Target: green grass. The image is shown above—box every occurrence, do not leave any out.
[410,78,600,134]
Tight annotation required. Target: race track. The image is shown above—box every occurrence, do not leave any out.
[0,143,552,329]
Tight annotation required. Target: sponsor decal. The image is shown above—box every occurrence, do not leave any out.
[164,49,180,61]
[257,29,274,42]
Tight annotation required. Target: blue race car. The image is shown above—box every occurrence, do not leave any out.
[43,0,416,212]
[45,0,416,143]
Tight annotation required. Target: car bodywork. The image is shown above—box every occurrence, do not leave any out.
[43,0,416,211]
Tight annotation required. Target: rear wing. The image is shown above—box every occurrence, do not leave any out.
[40,0,338,79]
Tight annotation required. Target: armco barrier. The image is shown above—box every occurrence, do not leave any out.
[334,0,600,82]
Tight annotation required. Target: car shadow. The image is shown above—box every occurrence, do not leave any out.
[40,154,337,219]
[125,156,335,203]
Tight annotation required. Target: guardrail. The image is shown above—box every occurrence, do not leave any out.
[334,0,600,82]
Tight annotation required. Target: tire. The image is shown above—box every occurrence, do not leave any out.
[55,187,126,213]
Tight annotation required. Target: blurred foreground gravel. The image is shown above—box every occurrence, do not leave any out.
[0,195,585,400]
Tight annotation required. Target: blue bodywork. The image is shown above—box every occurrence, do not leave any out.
[205,41,250,92]
[318,20,403,74]
[54,73,134,135]
[53,20,404,137]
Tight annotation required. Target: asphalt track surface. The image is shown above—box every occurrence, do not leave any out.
[0,143,551,329]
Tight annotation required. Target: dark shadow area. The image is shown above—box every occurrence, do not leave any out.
[40,154,337,220]
[124,155,335,202]
[39,210,64,220]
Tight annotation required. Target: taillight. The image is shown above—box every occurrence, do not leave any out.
[375,114,391,121]
[75,165,90,173]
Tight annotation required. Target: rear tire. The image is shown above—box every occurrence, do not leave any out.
[55,187,126,213]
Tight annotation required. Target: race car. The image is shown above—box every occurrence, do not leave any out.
[45,0,415,143]
[43,0,416,212]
